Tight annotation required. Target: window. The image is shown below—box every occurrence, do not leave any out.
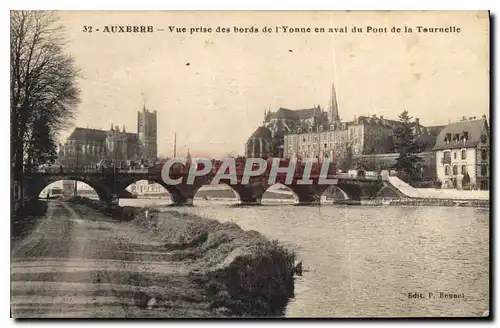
[445,165,451,175]
[453,152,457,159]
[480,134,487,143]
[324,143,327,149]
[461,149,466,160]
[461,165,467,175]
[453,165,458,175]
[481,164,488,176]
[481,148,487,161]
[463,131,469,141]
[444,151,451,159]
[454,133,460,142]
[445,133,452,142]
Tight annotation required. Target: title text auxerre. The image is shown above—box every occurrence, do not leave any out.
[82,25,155,33]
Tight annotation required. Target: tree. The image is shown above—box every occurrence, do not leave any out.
[462,171,471,190]
[26,113,58,169]
[393,110,422,182]
[11,11,80,182]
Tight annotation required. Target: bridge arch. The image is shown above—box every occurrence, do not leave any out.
[115,176,186,204]
[193,184,240,202]
[26,175,113,202]
[320,185,350,201]
[262,184,299,203]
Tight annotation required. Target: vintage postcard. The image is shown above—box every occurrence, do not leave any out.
[10,10,490,318]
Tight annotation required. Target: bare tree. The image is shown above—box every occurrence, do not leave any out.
[11,11,80,180]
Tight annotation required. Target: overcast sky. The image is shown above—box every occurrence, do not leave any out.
[56,11,489,158]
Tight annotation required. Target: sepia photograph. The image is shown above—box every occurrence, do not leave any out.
[10,10,490,318]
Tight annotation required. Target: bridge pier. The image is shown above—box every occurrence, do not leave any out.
[288,184,330,205]
[230,182,268,206]
[166,176,208,206]
[169,194,194,206]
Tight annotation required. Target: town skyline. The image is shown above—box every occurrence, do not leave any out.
[56,11,489,158]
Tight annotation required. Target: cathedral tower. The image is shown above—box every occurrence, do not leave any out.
[137,105,158,162]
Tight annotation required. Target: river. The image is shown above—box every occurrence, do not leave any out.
[119,197,489,318]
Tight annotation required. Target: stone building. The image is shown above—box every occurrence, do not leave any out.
[246,83,444,176]
[284,115,442,164]
[57,125,139,168]
[57,105,158,168]
[245,126,274,158]
[433,117,490,190]
[245,105,331,159]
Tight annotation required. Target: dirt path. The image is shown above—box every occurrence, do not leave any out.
[11,201,210,318]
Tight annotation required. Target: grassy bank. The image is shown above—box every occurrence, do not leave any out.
[67,196,297,317]
[11,199,48,240]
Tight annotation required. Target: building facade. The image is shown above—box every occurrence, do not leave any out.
[57,105,158,168]
[283,115,441,162]
[433,117,490,190]
[126,180,168,195]
[246,83,443,176]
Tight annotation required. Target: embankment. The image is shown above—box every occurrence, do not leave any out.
[12,199,48,240]
[67,196,297,317]
[376,176,490,208]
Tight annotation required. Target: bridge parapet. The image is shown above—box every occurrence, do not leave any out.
[24,160,383,206]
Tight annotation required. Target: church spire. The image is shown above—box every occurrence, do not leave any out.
[330,82,340,122]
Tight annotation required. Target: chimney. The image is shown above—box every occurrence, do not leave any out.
[415,118,420,125]
[380,115,384,120]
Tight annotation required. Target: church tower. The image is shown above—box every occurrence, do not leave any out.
[137,104,158,162]
[330,83,341,125]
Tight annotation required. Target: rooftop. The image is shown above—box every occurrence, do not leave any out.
[433,118,489,150]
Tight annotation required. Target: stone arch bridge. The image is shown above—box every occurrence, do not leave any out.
[24,169,385,206]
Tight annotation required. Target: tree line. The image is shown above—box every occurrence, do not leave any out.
[11,11,80,183]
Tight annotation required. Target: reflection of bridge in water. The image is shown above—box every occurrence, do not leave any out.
[25,161,385,206]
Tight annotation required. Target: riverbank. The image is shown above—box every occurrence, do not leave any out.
[334,197,489,208]
[67,196,297,317]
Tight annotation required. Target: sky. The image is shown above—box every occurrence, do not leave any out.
[56,11,489,158]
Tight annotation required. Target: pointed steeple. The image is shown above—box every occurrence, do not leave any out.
[186,148,192,161]
[122,125,126,133]
[330,82,340,122]
[110,123,114,131]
